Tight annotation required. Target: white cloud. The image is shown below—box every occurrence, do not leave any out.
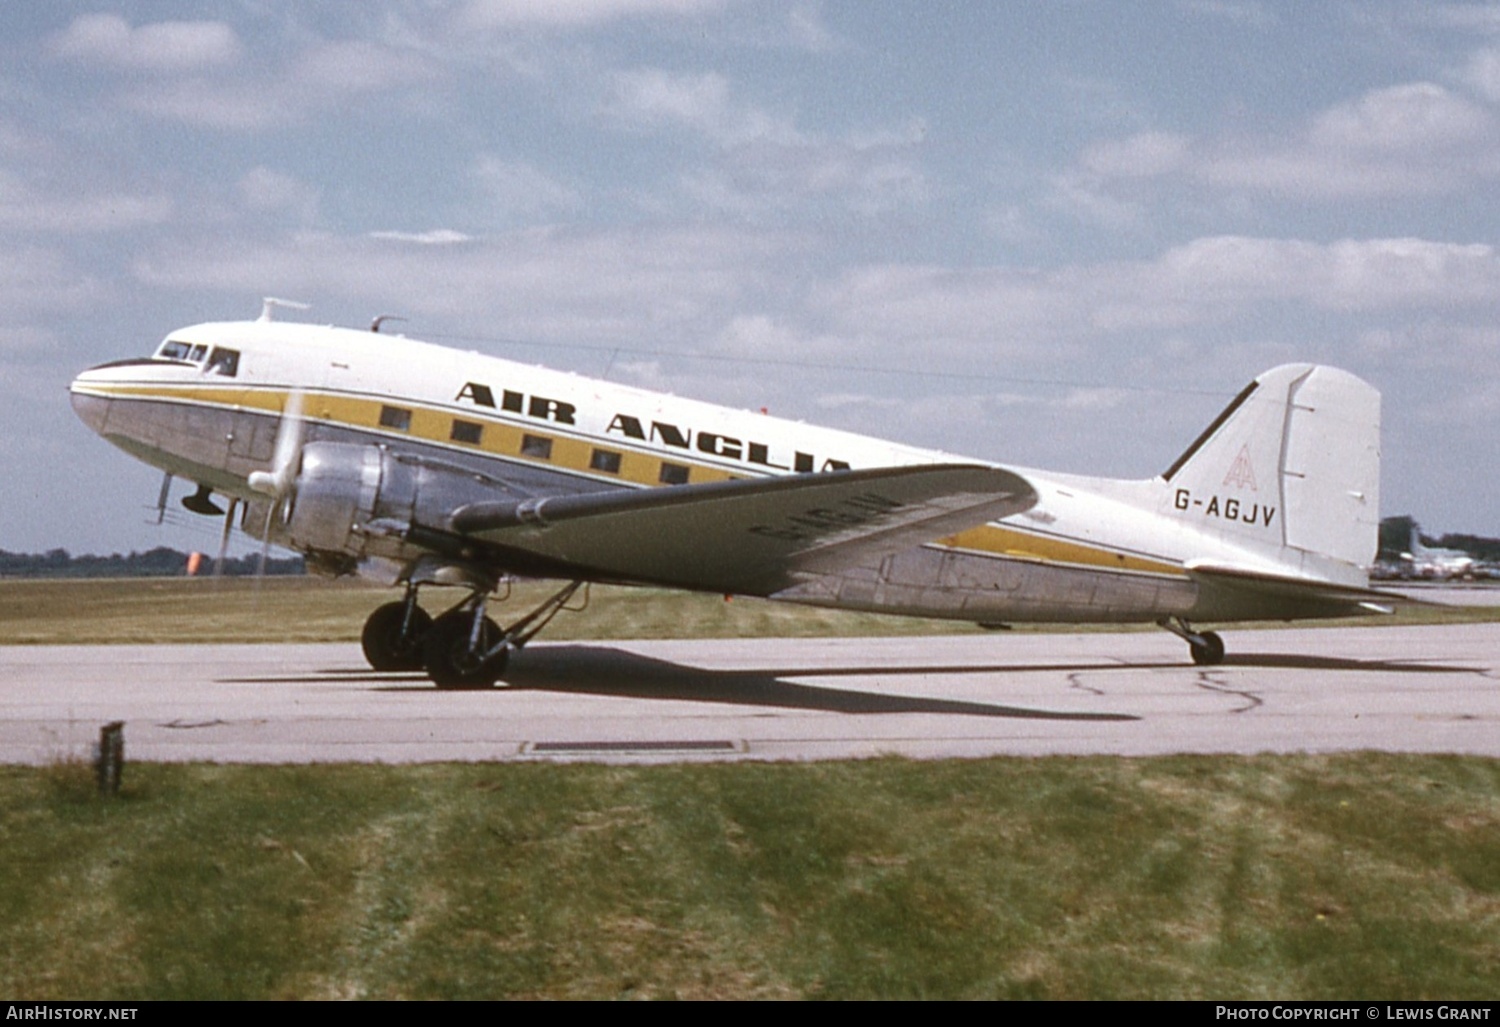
[472,157,583,219]
[1309,82,1490,151]
[786,5,840,51]
[131,224,786,345]
[709,312,843,363]
[1080,132,1190,178]
[49,14,241,72]
[458,0,725,29]
[813,236,1500,358]
[1460,47,1500,103]
[1075,82,1500,204]
[0,246,109,323]
[237,168,319,222]
[608,68,739,138]
[684,136,929,218]
[0,170,172,233]
[1173,0,1276,27]
[368,229,474,245]
[288,39,436,96]
[1045,171,1147,230]
[113,38,439,131]
[605,67,928,218]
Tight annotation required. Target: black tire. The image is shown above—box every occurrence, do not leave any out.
[423,611,507,689]
[361,602,434,672]
[1190,631,1225,666]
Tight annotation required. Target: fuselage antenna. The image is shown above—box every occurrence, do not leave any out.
[258,297,312,323]
[371,314,407,333]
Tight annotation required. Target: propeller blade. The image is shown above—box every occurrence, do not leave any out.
[213,498,238,578]
[153,472,173,524]
[248,389,305,496]
[257,507,274,578]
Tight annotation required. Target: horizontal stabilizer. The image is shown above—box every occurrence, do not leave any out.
[1186,560,1420,616]
[450,464,1036,595]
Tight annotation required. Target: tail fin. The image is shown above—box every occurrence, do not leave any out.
[1162,364,1381,574]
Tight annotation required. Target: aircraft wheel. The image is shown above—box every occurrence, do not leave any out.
[423,611,507,689]
[361,602,433,672]
[1190,631,1225,666]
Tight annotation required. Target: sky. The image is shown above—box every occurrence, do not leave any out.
[3,0,1499,557]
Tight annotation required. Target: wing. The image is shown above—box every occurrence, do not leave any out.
[449,464,1036,595]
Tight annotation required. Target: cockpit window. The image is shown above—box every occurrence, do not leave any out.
[206,347,239,377]
[152,340,237,376]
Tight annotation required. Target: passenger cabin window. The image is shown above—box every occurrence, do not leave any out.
[520,434,552,460]
[659,462,690,485]
[450,419,483,445]
[379,405,412,431]
[590,448,622,474]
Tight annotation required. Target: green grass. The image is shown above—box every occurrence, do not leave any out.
[1,576,1496,645]
[2,755,1497,999]
[0,577,990,645]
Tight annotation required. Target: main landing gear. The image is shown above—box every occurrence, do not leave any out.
[359,579,586,689]
[1159,616,1226,666]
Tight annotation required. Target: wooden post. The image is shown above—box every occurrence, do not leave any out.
[95,721,124,797]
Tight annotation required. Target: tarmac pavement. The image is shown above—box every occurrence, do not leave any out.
[2,622,1496,764]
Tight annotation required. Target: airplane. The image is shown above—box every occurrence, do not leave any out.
[1402,526,1476,581]
[69,301,1400,688]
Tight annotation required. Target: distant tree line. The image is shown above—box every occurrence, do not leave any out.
[5,521,1494,579]
[1426,534,1500,562]
[0,547,304,579]
[1378,516,1500,561]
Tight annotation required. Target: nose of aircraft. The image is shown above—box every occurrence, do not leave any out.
[69,366,114,435]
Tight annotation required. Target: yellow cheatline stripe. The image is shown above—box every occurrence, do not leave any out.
[77,382,285,413]
[85,383,1188,570]
[79,382,744,490]
[938,524,1185,577]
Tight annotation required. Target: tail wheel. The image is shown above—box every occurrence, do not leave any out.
[361,602,433,672]
[423,611,507,689]
[1190,631,1226,666]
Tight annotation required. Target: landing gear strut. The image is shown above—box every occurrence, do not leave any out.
[1159,617,1226,666]
[360,584,433,672]
[423,602,504,689]
[361,579,586,689]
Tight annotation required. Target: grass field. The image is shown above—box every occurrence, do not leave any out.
[2,754,1497,1000]
[1,575,1497,645]
[0,576,989,645]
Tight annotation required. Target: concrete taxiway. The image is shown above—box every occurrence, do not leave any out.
[2,622,1497,764]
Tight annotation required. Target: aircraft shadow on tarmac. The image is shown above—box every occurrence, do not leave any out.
[485,646,1137,721]
[1221,653,1482,673]
[264,645,1140,721]
[220,644,1482,723]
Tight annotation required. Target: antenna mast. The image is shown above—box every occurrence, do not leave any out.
[258,297,312,323]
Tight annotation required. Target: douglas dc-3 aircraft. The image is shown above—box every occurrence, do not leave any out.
[70,303,1398,687]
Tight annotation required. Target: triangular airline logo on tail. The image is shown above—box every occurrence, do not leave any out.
[1223,444,1258,491]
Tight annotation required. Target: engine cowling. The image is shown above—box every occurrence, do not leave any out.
[251,442,518,569]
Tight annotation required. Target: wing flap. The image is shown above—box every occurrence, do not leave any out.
[450,464,1036,595]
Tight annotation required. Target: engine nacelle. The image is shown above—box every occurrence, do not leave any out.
[254,442,518,568]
